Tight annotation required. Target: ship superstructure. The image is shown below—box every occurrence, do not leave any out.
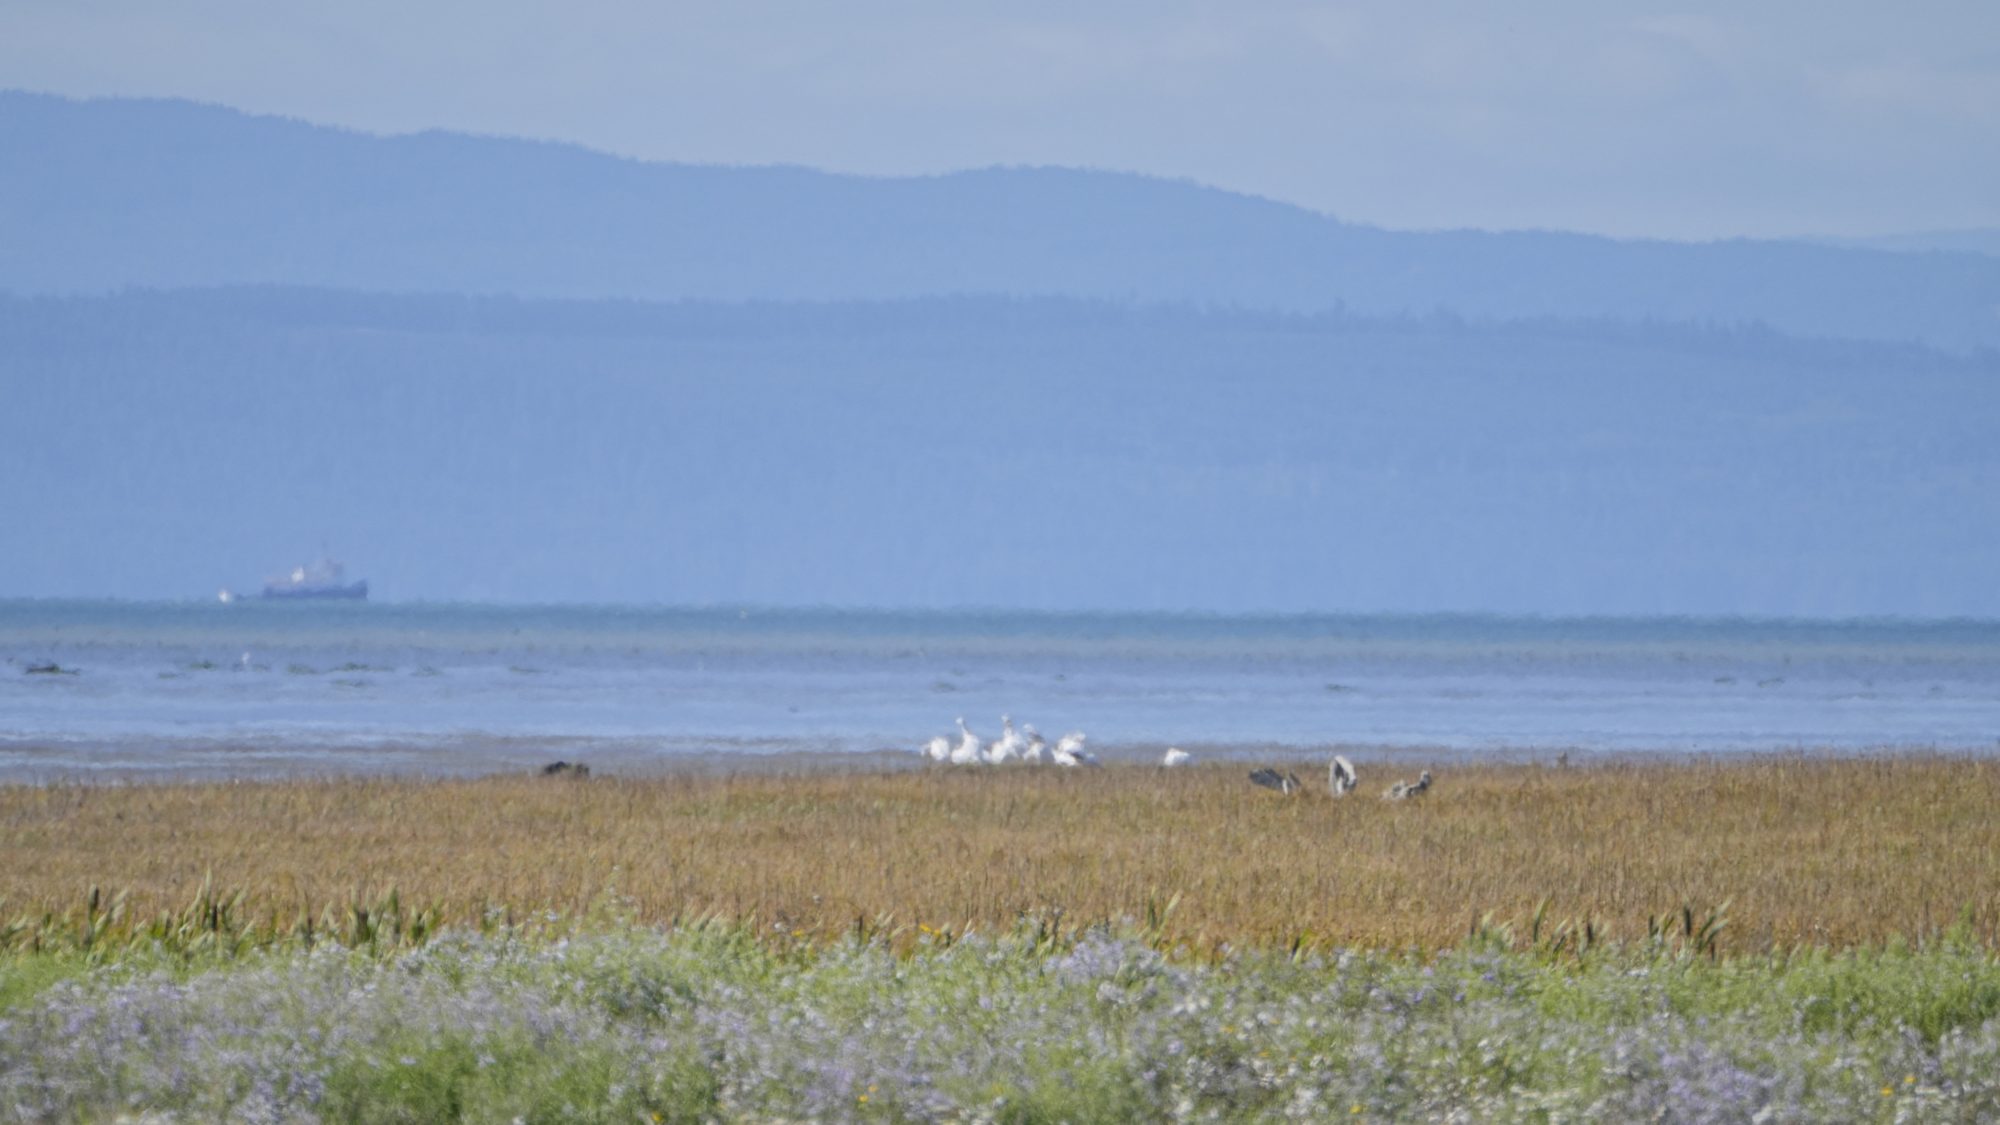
[260,556,368,600]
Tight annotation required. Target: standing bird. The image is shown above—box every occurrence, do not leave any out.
[1020,725,1049,764]
[950,717,983,765]
[1162,747,1191,768]
[921,734,952,762]
[985,714,1024,764]
[1328,755,1358,796]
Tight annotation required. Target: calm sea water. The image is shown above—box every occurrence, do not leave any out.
[3,600,1998,777]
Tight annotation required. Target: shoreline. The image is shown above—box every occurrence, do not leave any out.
[1,733,1986,786]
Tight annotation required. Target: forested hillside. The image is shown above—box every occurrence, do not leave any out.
[4,288,1993,614]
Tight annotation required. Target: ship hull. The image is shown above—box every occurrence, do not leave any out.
[261,581,368,601]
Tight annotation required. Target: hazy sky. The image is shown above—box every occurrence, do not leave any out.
[6,1,1997,240]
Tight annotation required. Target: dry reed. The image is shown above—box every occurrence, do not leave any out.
[3,755,1997,953]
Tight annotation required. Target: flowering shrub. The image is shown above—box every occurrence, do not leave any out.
[4,927,1999,1122]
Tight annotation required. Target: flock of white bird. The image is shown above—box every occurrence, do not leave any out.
[920,723,1434,800]
[919,715,1119,767]
[920,712,1440,792]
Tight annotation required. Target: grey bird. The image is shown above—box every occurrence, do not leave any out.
[1249,768,1303,794]
[1384,769,1433,800]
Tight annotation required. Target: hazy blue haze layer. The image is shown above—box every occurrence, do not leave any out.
[4,601,1997,778]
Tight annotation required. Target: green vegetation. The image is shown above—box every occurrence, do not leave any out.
[5,922,2000,1121]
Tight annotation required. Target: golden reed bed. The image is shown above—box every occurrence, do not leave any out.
[3,755,1997,952]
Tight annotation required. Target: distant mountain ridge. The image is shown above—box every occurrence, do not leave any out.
[1814,230,2000,258]
[4,90,2000,350]
[1,284,1970,373]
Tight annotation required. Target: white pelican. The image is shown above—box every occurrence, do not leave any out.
[1051,731,1095,767]
[985,714,1024,764]
[1328,755,1358,796]
[949,717,982,765]
[1162,747,1191,767]
[1020,725,1048,764]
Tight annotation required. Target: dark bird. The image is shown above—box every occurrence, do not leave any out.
[1249,767,1303,794]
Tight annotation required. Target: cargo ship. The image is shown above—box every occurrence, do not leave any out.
[258,556,368,601]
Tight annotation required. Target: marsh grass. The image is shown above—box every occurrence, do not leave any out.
[3,755,1998,957]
